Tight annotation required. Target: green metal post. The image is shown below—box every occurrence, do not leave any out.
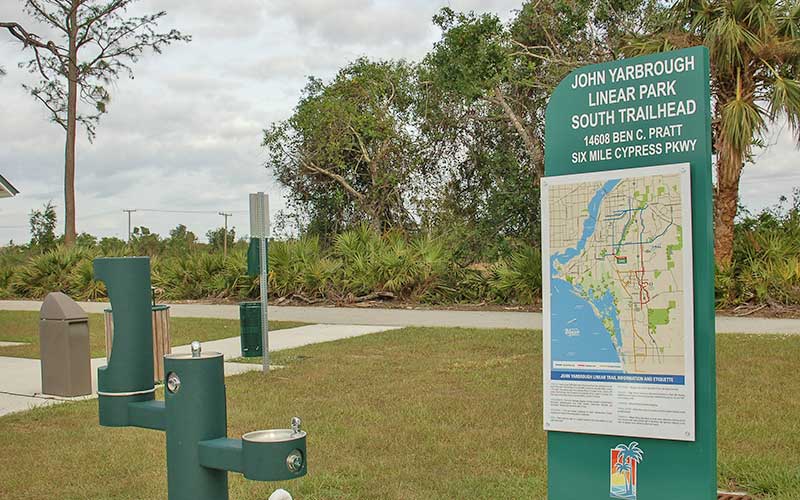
[164,352,229,500]
[95,257,156,427]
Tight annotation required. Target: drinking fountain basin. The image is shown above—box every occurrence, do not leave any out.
[240,418,307,481]
[243,429,306,443]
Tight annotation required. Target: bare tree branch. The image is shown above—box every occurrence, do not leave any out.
[349,125,372,164]
[301,159,365,201]
[25,2,65,32]
[490,86,542,178]
[76,0,127,43]
[27,86,67,129]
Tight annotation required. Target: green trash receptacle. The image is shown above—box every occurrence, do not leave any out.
[239,301,263,357]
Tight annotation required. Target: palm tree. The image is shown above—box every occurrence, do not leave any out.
[615,459,633,494]
[615,441,644,495]
[628,0,800,266]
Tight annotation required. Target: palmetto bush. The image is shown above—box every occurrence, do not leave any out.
[151,255,206,300]
[0,268,14,299]
[330,226,464,301]
[489,245,542,305]
[734,231,800,305]
[408,234,460,302]
[11,246,89,299]
[269,236,337,299]
[153,252,253,301]
[0,255,16,299]
[68,257,106,301]
[12,212,800,308]
[0,229,547,304]
[714,261,739,308]
[332,225,384,296]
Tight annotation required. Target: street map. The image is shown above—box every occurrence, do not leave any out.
[542,163,695,441]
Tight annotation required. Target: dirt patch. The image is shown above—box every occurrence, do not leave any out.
[718,304,800,319]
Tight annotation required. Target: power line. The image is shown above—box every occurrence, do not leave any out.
[132,208,247,215]
[79,209,121,220]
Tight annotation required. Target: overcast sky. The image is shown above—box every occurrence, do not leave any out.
[1,0,798,245]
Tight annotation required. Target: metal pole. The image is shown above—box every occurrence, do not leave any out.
[123,209,136,242]
[218,212,232,258]
[257,195,269,372]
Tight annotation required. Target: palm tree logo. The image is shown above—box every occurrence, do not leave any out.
[610,441,644,499]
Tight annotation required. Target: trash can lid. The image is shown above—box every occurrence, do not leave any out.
[40,292,88,320]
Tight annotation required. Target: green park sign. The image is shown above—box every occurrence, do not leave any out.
[542,46,716,499]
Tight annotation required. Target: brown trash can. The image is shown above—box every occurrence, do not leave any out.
[39,292,92,397]
[104,304,171,382]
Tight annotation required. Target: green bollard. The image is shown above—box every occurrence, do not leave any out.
[165,349,229,499]
[94,257,307,500]
[95,256,157,427]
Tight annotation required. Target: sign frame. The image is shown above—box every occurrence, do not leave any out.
[543,46,716,500]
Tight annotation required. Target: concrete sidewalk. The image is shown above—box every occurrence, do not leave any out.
[0,323,400,417]
[2,300,800,334]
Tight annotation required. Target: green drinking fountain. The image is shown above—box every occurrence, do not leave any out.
[94,257,306,500]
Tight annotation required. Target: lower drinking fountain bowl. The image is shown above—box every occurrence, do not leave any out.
[241,429,308,481]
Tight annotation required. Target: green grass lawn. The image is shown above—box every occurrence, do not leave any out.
[0,310,306,359]
[0,327,798,499]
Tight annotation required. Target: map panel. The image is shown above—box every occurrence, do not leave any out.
[542,163,695,441]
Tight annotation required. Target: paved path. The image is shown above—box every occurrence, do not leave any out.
[0,323,400,417]
[2,300,800,334]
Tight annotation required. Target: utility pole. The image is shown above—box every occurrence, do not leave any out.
[218,211,232,257]
[123,209,136,242]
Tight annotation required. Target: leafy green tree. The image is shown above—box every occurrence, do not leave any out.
[129,226,162,256]
[98,236,125,254]
[423,2,657,180]
[168,224,197,254]
[627,0,800,265]
[206,226,234,253]
[419,2,657,255]
[29,201,57,251]
[75,232,96,247]
[1,1,189,246]
[263,58,431,235]
[422,7,543,171]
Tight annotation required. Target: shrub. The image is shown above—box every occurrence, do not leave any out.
[269,236,336,299]
[68,257,106,301]
[489,245,542,305]
[11,246,88,299]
